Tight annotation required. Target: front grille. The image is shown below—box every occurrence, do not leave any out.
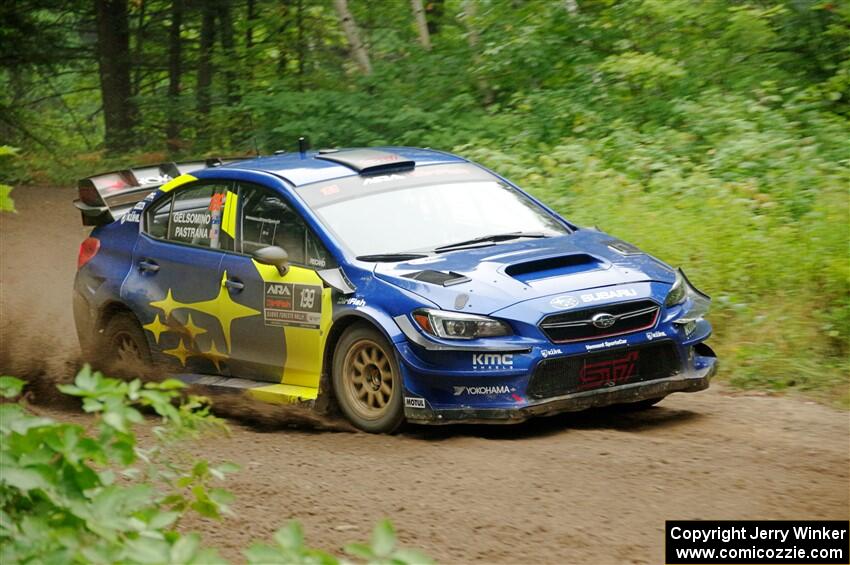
[539,299,659,343]
[527,342,680,399]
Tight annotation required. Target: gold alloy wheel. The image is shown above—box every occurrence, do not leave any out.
[342,339,395,419]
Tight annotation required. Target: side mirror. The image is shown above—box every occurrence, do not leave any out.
[252,245,289,276]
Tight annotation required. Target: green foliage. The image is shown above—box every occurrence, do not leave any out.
[1,366,230,564]
[0,146,18,212]
[1,0,848,402]
[0,369,432,563]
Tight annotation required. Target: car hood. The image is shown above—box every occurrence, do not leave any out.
[372,229,677,315]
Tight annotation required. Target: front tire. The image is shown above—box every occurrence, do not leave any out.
[332,324,404,433]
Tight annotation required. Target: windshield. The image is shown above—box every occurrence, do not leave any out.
[309,178,569,257]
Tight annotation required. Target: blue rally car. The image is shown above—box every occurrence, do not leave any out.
[73,147,716,433]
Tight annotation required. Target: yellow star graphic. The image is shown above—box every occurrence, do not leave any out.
[150,288,189,318]
[163,338,193,367]
[142,314,170,344]
[201,340,229,372]
[147,272,260,355]
[180,271,260,352]
[182,313,208,340]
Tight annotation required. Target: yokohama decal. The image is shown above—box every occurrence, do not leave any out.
[578,351,638,390]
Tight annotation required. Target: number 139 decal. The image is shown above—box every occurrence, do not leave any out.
[299,287,316,309]
[264,282,322,329]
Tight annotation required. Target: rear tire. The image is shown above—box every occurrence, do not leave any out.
[332,324,404,433]
[99,312,151,375]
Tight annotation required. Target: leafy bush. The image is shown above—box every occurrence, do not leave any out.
[0,369,431,564]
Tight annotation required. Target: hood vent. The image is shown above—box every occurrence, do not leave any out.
[402,270,470,287]
[605,239,643,256]
[505,253,600,282]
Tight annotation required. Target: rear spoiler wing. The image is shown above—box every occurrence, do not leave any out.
[74,157,246,226]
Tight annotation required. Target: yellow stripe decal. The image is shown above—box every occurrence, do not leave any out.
[159,173,197,193]
[249,383,319,404]
[222,190,238,238]
[251,260,332,390]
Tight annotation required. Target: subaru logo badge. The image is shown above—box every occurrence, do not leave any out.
[591,313,616,329]
[550,295,580,309]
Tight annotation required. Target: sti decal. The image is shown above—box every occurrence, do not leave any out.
[578,351,639,390]
[264,282,322,328]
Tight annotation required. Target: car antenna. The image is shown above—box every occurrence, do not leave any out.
[298,136,309,159]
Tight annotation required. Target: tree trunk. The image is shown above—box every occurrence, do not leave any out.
[297,0,305,84]
[131,0,146,97]
[166,0,183,153]
[217,0,239,106]
[245,0,255,49]
[196,0,216,135]
[410,0,431,50]
[426,0,445,35]
[461,0,493,105]
[95,0,136,153]
[333,0,371,75]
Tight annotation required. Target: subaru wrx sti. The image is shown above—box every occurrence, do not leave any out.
[73,147,716,432]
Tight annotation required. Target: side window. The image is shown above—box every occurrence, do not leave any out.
[145,182,233,250]
[238,183,333,269]
[147,195,172,239]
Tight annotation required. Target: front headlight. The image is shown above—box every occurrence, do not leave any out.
[412,308,512,340]
[665,271,687,307]
[666,268,712,334]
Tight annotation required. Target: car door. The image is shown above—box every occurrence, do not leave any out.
[218,181,334,390]
[122,180,240,374]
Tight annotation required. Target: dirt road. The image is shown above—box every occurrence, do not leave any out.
[2,186,848,564]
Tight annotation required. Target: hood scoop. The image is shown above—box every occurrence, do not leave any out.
[402,270,471,287]
[505,253,602,283]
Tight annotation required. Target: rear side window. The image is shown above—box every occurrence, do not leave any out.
[147,196,171,239]
[145,182,233,250]
[238,183,334,269]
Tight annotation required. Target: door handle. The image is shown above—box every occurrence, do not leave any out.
[138,259,160,273]
[224,278,244,291]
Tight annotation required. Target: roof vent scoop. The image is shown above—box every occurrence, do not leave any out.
[316,149,415,175]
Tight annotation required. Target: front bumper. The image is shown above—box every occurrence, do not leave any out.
[404,359,715,424]
[397,313,718,425]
